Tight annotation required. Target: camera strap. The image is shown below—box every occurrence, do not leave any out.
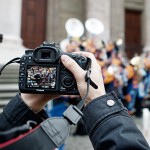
[0,57,20,75]
[0,58,98,150]
[76,67,98,110]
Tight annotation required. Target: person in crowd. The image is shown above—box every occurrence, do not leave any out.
[143,55,150,100]
[0,52,150,150]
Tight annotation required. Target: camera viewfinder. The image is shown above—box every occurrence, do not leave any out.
[41,51,51,59]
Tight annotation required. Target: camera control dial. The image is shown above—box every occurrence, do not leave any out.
[61,75,75,89]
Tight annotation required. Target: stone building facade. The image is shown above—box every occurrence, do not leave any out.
[0,0,150,63]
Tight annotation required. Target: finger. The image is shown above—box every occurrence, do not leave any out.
[74,51,101,69]
[61,55,85,81]
[74,51,96,61]
[74,51,99,63]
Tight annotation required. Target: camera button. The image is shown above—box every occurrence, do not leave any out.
[23,57,27,60]
[81,57,85,61]
[20,73,24,76]
[61,75,75,88]
[72,54,76,58]
[21,62,25,65]
[19,82,24,87]
[77,56,80,59]
[20,67,25,71]
[20,77,24,81]
[28,56,32,60]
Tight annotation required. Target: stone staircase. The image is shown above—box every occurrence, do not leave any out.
[0,64,19,113]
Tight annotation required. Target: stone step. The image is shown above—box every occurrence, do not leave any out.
[0,65,19,77]
[0,64,20,112]
[0,64,19,68]
[0,99,10,106]
[0,66,19,83]
[0,67,19,73]
[0,79,18,84]
[0,84,19,92]
[0,92,17,98]
[1,69,19,72]
[0,74,19,78]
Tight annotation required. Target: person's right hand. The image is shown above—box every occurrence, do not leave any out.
[61,52,106,106]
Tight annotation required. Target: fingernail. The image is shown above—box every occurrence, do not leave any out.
[61,55,70,62]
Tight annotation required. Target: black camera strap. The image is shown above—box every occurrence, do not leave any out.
[0,57,20,75]
[76,67,98,110]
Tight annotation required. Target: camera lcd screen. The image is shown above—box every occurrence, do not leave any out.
[26,66,56,89]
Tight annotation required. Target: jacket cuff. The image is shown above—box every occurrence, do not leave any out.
[83,91,127,134]
[3,93,48,127]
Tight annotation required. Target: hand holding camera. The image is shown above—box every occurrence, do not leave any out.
[1,41,105,111]
[21,51,106,112]
[61,52,106,105]
[19,42,90,95]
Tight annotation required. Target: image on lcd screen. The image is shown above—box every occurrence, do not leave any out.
[26,66,56,89]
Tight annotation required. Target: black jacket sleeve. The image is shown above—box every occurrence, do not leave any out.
[83,91,150,150]
[0,93,49,131]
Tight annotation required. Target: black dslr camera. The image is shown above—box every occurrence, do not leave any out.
[19,42,90,94]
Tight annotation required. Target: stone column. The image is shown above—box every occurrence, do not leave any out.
[46,0,85,43]
[110,0,124,42]
[85,0,111,42]
[110,0,125,52]
[143,0,150,51]
[46,0,60,43]
[0,0,25,64]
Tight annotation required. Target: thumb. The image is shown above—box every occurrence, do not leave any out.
[61,55,85,81]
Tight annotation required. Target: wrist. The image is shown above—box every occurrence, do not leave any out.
[84,89,106,106]
[20,93,47,112]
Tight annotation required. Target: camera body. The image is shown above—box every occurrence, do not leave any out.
[19,42,90,94]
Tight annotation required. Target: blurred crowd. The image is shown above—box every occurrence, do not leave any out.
[59,37,150,117]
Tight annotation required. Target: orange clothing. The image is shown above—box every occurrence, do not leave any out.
[125,65,135,80]
[103,70,115,84]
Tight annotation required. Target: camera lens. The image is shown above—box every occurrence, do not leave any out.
[61,75,75,89]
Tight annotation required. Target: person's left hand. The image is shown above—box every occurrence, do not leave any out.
[21,93,59,112]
